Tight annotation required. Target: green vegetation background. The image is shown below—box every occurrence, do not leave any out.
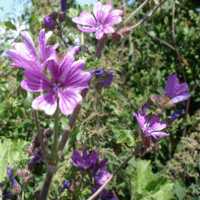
[0,0,200,199]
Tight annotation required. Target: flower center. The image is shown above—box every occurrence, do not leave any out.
[52,83,62,93]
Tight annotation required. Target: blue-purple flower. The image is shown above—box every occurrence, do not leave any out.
[151,74,190,108]
[71,150,99,170]
[134,106,169,147]
[71,149,112,186]
[94,168,111,186]
[60,0,67,12]
[43,14,57,30]
[165,74,190,104]
[93,68,113,88]
[6,167,21,194]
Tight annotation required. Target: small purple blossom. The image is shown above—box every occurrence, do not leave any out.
[61,0,67,12]
[92,188,118,200]
[63,180,70,189]
[165,74,190,104]
[94,168,111,186]
[93,68,113,88]
[6,167,21,194]
[134,106,169,146]
[101,190,118,200]
[7,29,56,71]
[71,150,99,170]
[72,1,123,40]
[28,149,44,171]
[60,180,70,192]
[169,109,185,121]
[7,167,14,181]
[43,15,57,30]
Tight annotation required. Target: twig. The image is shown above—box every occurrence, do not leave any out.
[87,175,113,200]
[145,31,176,51]
[126,0,167,32]
[124,0,150,25]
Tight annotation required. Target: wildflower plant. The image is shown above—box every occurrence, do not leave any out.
[2,0,192,200]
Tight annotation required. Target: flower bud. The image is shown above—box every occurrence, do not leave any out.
[61,0,67,13]
[43,14,57,30]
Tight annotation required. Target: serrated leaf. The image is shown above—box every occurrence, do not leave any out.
[112,128,135,146]
[126,159,175,200]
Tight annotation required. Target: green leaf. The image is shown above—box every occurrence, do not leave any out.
[126,159,175,200]
[4,21,16,30]
[112,127,135,146]
[0,138,28,181]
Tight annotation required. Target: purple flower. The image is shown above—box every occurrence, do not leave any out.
[93,68,114,88]
[72,1,123,40]
[134,106,169,146]
[6,167,21,194]
[94,168,111,186]
[169,109,185,121]
[7,167,14,181]
[101,190,118,200]
[63,180,70,189]
[165,74,190,104]
[8,29,91,116]
[7,29,56,71]
[71,150,99,170]
[28,149,43,170]
[43,15,57,30]
[21,55,91,115]
[61,0,67,12]
[92,188,118,200]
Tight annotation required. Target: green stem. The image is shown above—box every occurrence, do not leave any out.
[52,109,60,163]
[38,109,60,200]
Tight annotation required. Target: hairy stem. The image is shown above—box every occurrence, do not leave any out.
[38,110,60,200]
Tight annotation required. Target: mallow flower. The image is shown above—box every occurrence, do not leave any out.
[71,150,99,170]
[7,30,91,116]
[21,55,91,116]
[164,74,190,104]
[134,106,169,147]
[7,29,56,71]
[72,1,123,40]
[72,149,112,186]
[151,74,190,108]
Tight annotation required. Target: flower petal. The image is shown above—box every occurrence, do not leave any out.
[21,31,37,58]
[6,50,38,70]
[95,30,104,40]
[149,115,167,131]
[72,12,96,26]
[63,61,91,90]
[46,59,60,81]
[21,70,51,92]
[58,88,82,116]
[77,25,96,33]
[151,131,169,141]
[170,93,190,104]
[32,92,57,115]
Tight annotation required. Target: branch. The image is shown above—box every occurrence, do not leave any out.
[145,31,176,51]
[87,175,113,200]
[124,0,150,25]
[125,0,168,32]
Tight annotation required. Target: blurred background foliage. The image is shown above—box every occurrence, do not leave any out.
[0,0,200,199]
